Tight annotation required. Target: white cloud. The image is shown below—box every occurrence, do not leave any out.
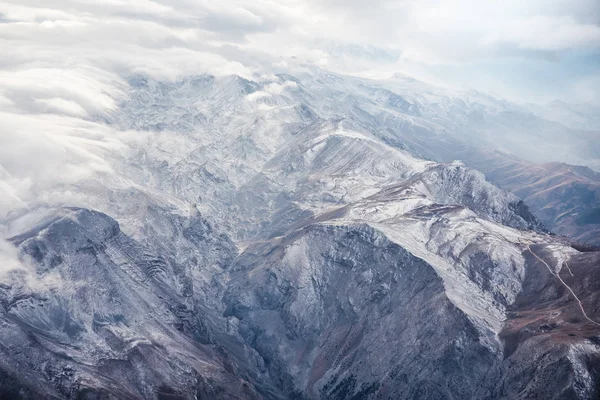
[0,112,123,211]
[34,98,88,117]
[284,0,600,64]
[0,239,26,277]
[0,67,121,116]
[246,80,298,102]
[482,15,600,52]
[0,236,69,293]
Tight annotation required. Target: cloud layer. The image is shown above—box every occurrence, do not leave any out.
[1,0,598,96]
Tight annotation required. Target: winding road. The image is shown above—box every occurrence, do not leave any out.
[528,245,600,327]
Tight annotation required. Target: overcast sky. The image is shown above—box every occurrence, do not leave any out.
[0,0,598,104]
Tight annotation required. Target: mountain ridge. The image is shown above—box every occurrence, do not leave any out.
[1,70,600,399]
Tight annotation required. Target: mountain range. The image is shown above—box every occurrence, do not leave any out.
[1,69,599,399]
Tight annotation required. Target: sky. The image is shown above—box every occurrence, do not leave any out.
[0,0,598,105]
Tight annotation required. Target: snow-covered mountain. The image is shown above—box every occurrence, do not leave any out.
[1,70,600,399]
[451,148,600,248]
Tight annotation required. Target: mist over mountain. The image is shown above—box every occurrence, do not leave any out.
[1,1,600,399]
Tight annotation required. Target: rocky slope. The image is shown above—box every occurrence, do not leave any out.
[0,208,267,399]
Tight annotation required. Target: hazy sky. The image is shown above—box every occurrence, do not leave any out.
[0,0,598,104]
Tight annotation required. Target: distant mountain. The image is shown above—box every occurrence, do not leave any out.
[454,147,600,248]
[527,100,600,132]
